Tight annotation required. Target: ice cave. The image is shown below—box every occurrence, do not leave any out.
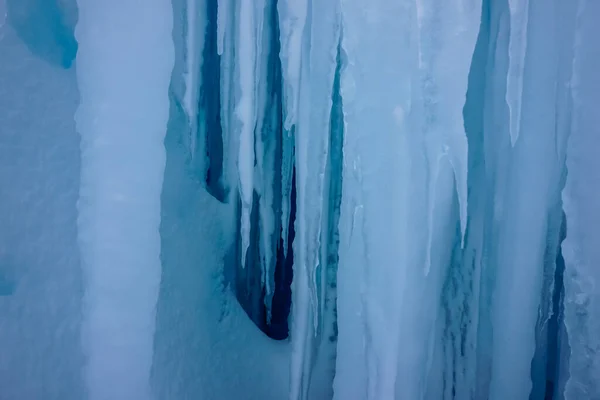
[0,0,599,399]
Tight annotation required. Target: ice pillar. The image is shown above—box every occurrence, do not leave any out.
[74,2,174,399]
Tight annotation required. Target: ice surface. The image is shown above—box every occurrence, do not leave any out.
[561,0,600,397]
[74,1,173,398]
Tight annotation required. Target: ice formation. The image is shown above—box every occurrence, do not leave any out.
[1,0,599,399]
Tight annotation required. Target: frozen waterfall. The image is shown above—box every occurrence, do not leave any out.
[1,0,599,399]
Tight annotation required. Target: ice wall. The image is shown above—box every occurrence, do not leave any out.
[487,0,575,398]
[74,1,173,398]
[561,0,600,397]
[0,1,83,398]
[334,0,480,398]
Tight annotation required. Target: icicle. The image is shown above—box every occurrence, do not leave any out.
[561,0,600,398]
[217,0,228,55]
[255,0,276,309]
[278,0,308,259]
[281,129,294,256]
[415,0,479,249]
[506,0,529,147]
[277,0,307,130]
[334,0,480,398]
[285,0,341,398]
[237,0,257,267]
[184,0,207,165]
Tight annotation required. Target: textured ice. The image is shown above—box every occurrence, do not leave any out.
[1,0,600,399]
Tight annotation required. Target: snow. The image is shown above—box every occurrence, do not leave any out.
[74,1,173,398]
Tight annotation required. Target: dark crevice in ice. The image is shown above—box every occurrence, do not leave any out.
[441,0,492,395]
[201,0,226,202]
[543,211,568,400]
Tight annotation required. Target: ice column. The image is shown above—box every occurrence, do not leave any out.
[334,0,479,398]
[74,2,174,399]
[506,0,529,147]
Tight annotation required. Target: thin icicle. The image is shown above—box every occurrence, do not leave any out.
[562,0,600,398]
[285,0,341,398]
[506,0,529,147]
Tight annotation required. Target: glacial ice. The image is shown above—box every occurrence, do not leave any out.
[1,0,600,399]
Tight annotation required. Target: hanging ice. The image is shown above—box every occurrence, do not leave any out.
[334,0,480,398]
[74,1,173,398]
[561,0,600,398]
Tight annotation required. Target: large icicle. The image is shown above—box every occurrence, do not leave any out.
[218,0,237,202]
[335,0,422,398]
[489,3,563,398]
[561,0,600,398]
[254,0,278,312]
[415,0,480,268]
[287,0,341,398]
[74,2,174,399]
[277,0,307,256]
[277,0,307,130]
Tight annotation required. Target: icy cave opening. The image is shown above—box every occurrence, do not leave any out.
[1,0,600,399]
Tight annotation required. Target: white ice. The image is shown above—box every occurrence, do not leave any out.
[74,1,173,398]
